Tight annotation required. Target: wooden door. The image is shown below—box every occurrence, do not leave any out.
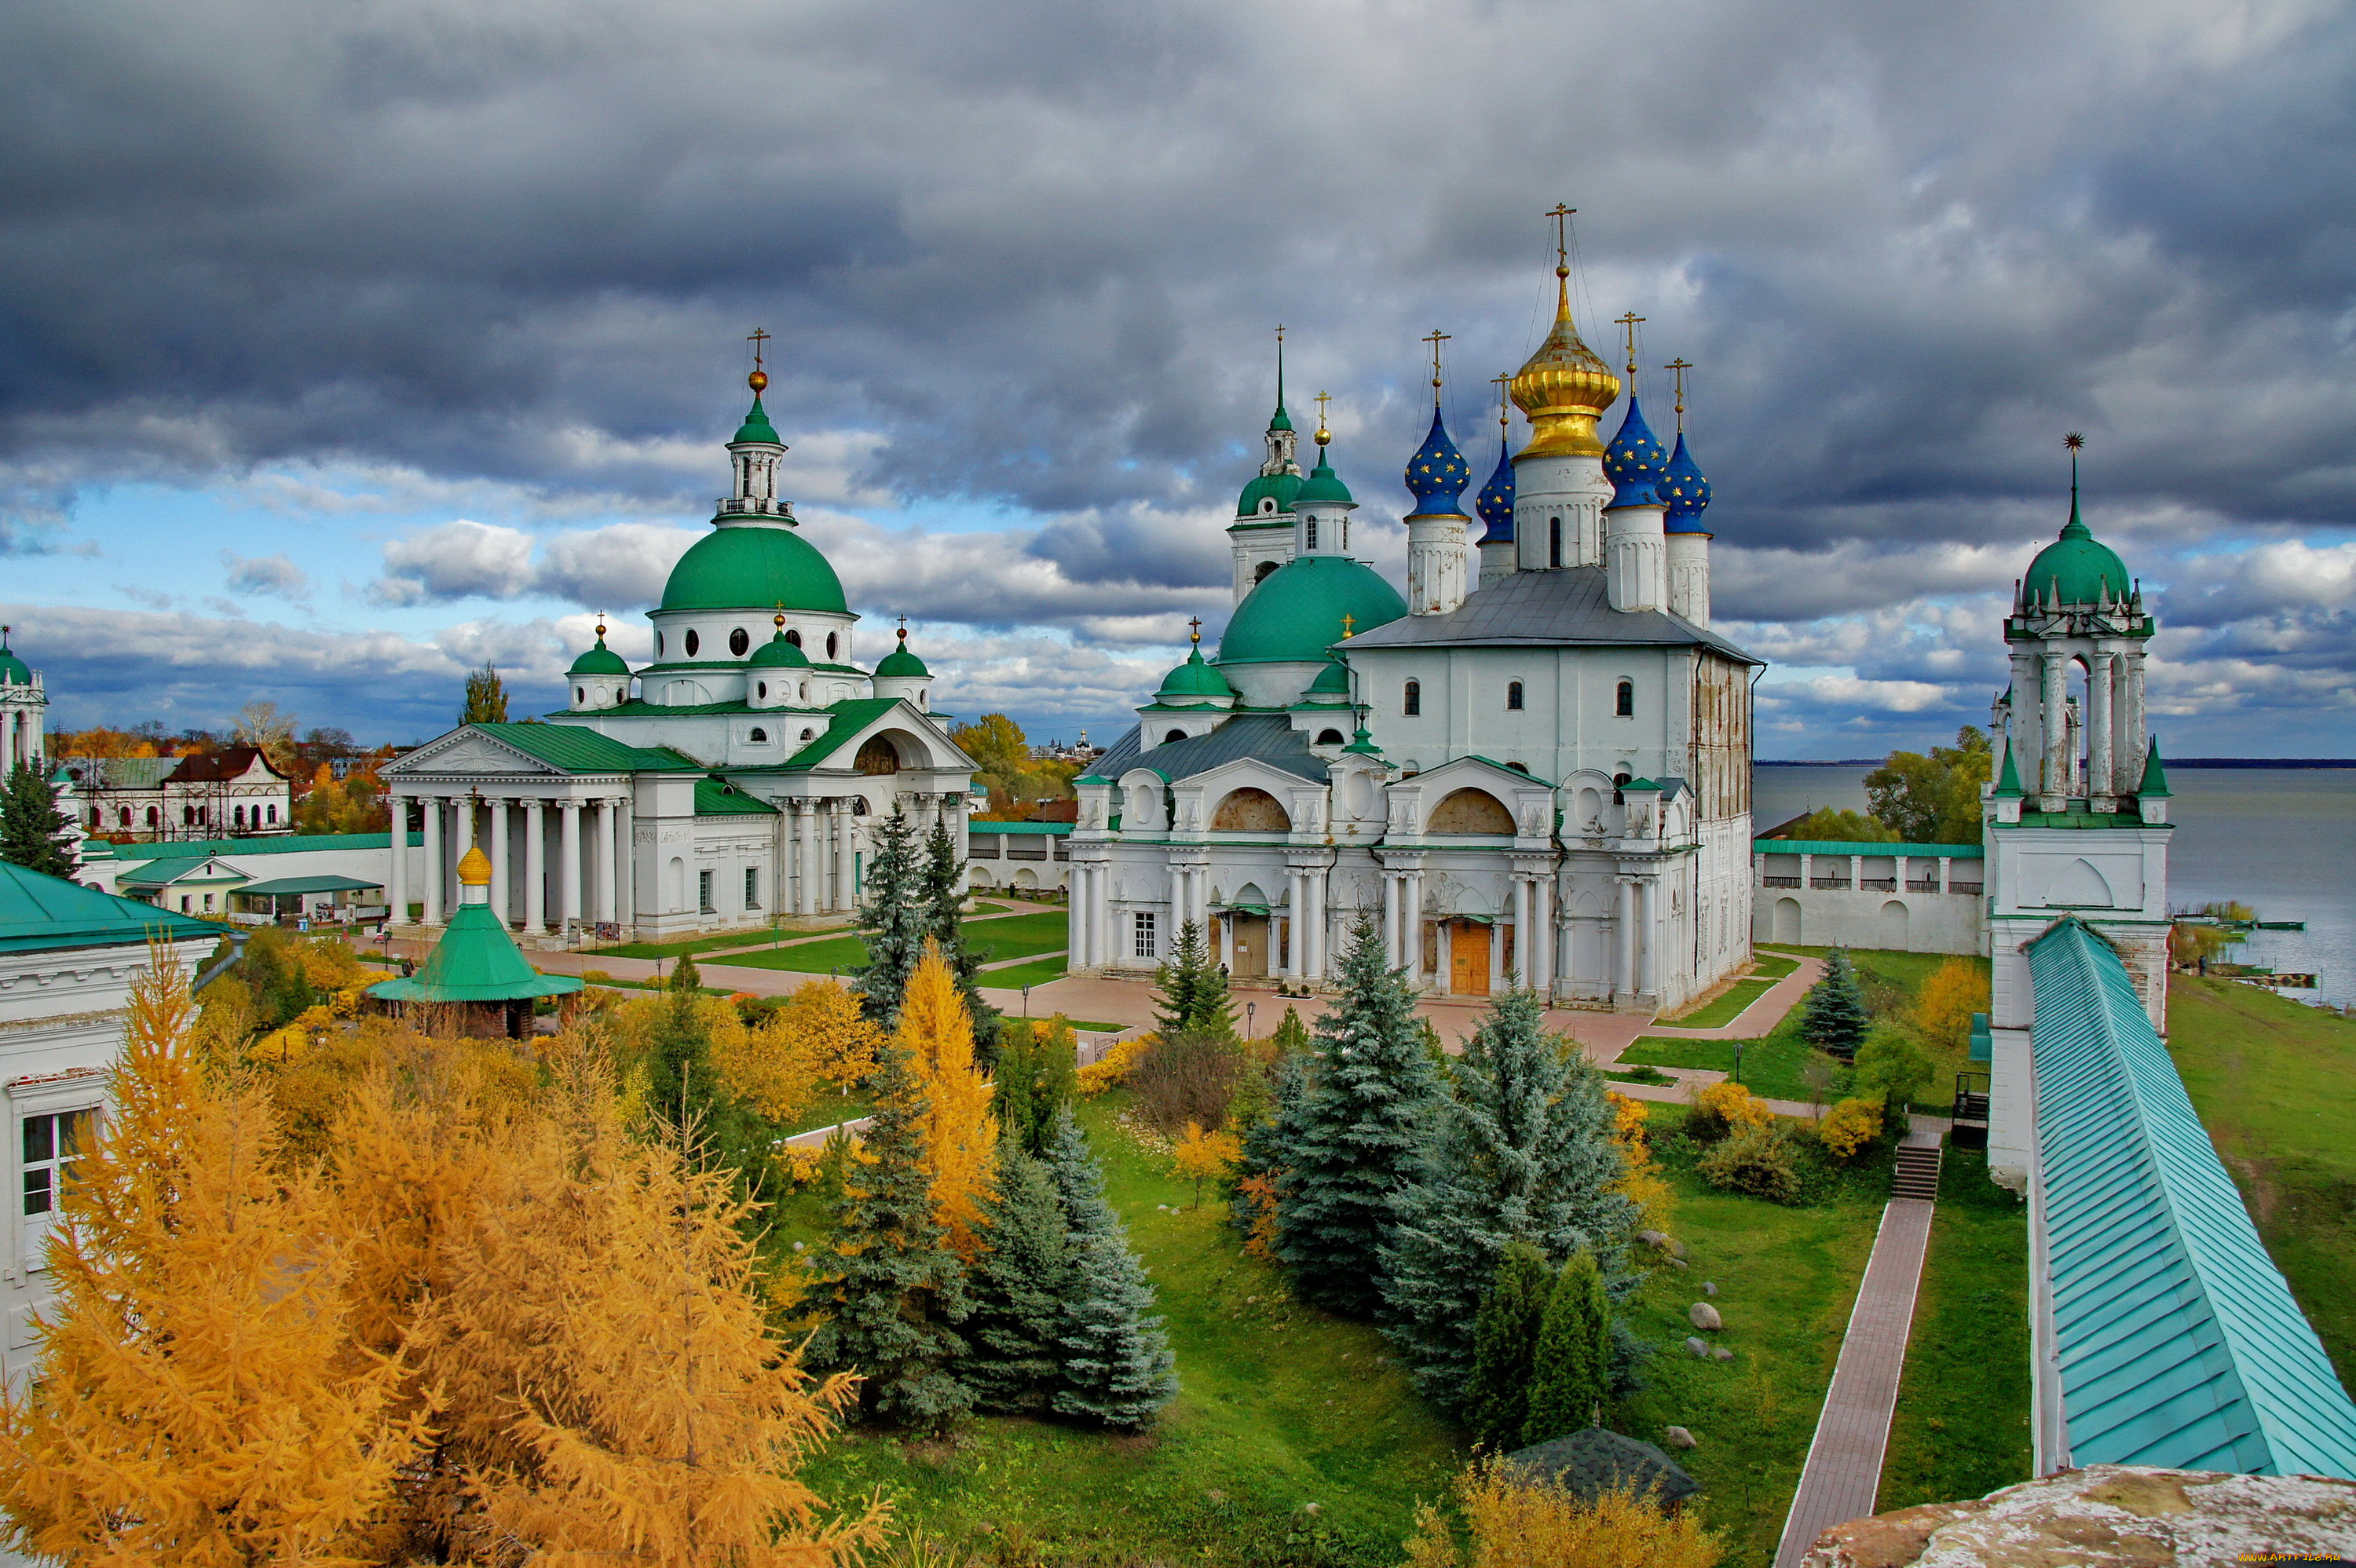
[1233,916,1268,978]
[1451,922,1491,996]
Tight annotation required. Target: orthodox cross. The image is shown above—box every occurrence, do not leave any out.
[1313,389,1333,444]
[1340,612,1355,639]
[1188,616,1202,645]
[1615,312,1646,378]
[1546,203,1575,274]
[747,327,770,371]
[1423,329,1451,404]
[1492,372,1512,431]
[1665,358,1693,431]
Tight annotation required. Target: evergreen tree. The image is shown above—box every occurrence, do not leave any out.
[851,808,927,1025]
[1268,1005,1309,1057]
[804,1034,971,1430]
[1232,1037,1313,1234]
[1043,1106,1177,1428]
[992,1015,1075,1158]
[921,816,998,1044]
[1381,987,1635,1406]
[1274,915,1443,1318]
[1151,919,1235,1037]
[642,957,773,1204]
[1521,1248,1612,1443]
[960,1138,1073,1413]
[0,759,76,880]
[995,1021,1037,1153]
[1462,1242,1553,1452]
[460,663,510,725]
[1801,949,1871,1059]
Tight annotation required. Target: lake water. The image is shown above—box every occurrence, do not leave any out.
[1754,764,2356,1008]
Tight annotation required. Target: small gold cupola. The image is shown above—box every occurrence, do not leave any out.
[1509,205,1621,459]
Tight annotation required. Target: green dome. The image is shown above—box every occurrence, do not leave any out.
[1306,658,1351,696]
[2023,498,2132,607]
[876,632,929,678]
[1295,453,1355,507]
[733,393,784,446]
[749,627,811,668]
[1217,555,1405,666]
[1236,471,1302,518]
[568,634,630,677]
[660,524,847,614]
[0,628,27,685]
[1157,645,1233,701]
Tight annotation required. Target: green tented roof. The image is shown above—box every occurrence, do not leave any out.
[234,874,384,896]
[0,860,221,956]
[782,698,902,770]
[472,723,701,773]
[1755,839,1984,857]
[2029,918,2356,1476]
[118,857,250,890]
[107,830,418,866]
[695,779,779,816]
[369,902,584,1004]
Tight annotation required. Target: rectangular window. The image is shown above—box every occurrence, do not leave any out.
[23,1109,93,1219]
[1133,911,1158,959]
[744,867,760,909]
[1305,518,1319,550]
[697,869,715,914]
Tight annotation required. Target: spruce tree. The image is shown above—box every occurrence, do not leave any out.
[0,759,76,880]
[1232,1038,1313,1235]
[995,1021,1038,1153]
[803,1034,971,1430]
[643,962,771,1205]
[1268,1005,1309,1058]
[993,1016,1076,1158]
[1274,915,1443,1318]
[921,816,998,1045]
[1802,948,1871,1060]
[1043,1107,1177,1428]
[1521,1247,1613,1443]
[1151,920,1235,1037]
[960,1138,1073,1413]
[1381,987,1635,1406]
[1463,1242,1553,1451]
[851,808,927,1025]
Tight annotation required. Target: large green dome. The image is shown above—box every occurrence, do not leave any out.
[1217,555,1405,666]
[2023,499,2131,607]
[660,524,847,615]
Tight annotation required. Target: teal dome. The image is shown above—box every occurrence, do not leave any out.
[0,629,27,687]
[2024,496,2132,607]
[749,627,812,668]
[660,524,847,614]
[1217,555,1406,666]
[1157,645,1233,702]
[876,630,930,678]
[733,393,784,446]
[1295,452,1355,508]
[1237,470,1302,518]
[1303,658,1352,703]
[568,632,630,677]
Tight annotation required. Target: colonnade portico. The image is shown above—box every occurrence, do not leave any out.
[387,788,632,935]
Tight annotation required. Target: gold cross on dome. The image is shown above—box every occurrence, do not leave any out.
[748,327,770,371]
[1492,372,1512,429]
[1546,203,1575,274]
[1341,612,1356,638]
[1615,312,1646,378]
[1665,357,1692,430]
[1423,329,1451,402]
[1188,616,1202,645]
[1314,389,1333,443]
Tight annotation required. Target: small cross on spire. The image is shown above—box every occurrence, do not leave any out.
[1423,329,1451,405]
[1492,372,1512,430]
[1546,203,1575,277]
[1314,390,1333,446]
[1664,358,1692,432]
[1615,312,1646,378]
[1188,616,1202,645]
[748,327,770,369]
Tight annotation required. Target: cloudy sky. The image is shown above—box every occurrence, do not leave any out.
[2,0,2351,758]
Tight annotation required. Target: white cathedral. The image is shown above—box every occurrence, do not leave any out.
[1066,254,1758,1011]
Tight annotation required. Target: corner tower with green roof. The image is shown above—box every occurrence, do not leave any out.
[0,624,49,784]
[1227,338,1305,603]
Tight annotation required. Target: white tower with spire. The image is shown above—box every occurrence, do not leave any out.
[1227,329,1303,604]
[1509,207,1620,572]
[1403,330,1473,616]
[0,626,47,778]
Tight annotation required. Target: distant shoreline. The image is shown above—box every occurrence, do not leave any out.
[1757,758,2356,769]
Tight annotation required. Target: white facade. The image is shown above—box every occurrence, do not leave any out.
[0,634,45,780]
[1751,846,1985,954]
[62,747,294,842]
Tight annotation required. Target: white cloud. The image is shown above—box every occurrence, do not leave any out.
[369,520,540,605]
[221,550,309,601]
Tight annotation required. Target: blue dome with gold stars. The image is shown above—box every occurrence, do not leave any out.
[1603,395,1668,508]
[1403,408,1472,516]
[1660,431,1711,532]
[1475,433,1516,543]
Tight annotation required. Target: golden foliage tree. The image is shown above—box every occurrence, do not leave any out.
[722,981,880,1126]
[894,941,997,1255]
[1403,1457,1722,1568]
[1171,1120,1241,1208]
[0,952,426,1564]
[1604,1091,1675,1236]
[1909,956,1989,1055]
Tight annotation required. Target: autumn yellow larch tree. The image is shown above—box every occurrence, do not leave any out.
[896,940,997,1256]
[0,950,426,1565]
[1910,956,1991,1054]
[1403,1455,1722,1568]
[1171,1120,1242,1208]
[720,980,880,1127]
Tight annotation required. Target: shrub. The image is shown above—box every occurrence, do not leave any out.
[1683,1080,1772,1145]
[1074,1033,1149,1097]
[1911,956,1988,1053]
[1404,1457,1724,1568]
[1854,1025,1935,1109]
[1816,1097,1883,1161]
[1128,1028,1246,1133]
[1697,1123,1802,1203]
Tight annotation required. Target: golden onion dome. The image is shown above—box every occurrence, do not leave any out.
[1509,271,1621,459]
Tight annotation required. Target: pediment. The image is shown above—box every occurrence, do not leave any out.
[384,729,563,779]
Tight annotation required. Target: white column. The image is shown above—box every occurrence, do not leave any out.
[1513,876,1533,986]
[524,799,547,934]
[1534,874,1556,993]
[1282,868,1304,979]
[835,802,856,912]
[2040,651,2068,806]
[1092,864,1112,968]
[2087,650,2113,805]
[386,794,408,925]
[487,796,510,926]
[559,801,583,929]
[1070,864,1089,968]
[2111,655,2132,792]
[1404,870,1425,985]
[1615,878,1637,997]
[421,795,445,926]
[594,799,617,925]
[1383,872,1402,969]
[1638,878,1659,997]
[616,791,635,929]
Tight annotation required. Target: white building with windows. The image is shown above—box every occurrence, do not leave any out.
[0,629,45,782]
[61,745,294,842]
[382,369,975,941]
[1070,258,1758,1011]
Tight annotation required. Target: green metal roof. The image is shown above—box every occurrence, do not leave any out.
[2137,736,2171,798]
[369,902,584,1004]
[969,821,1072,835]
[660,524,847,614]
[568,634,631,676]
[694,779,779,816]
[471,723,700,774]
[107,830,418,866]
[118,857,251,890]
[2023,493,2133,608]
[731,392,783,447]
[2029,917,2356,1476]
[749,629,812,669]
[0,859,221,956]
[1217,554,1407,666]
[782,698,902,769]
[234,874,383,896]
[1235,471,1302,519]
[1755,839,1985,857]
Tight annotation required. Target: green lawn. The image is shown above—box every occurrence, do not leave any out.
[712,934,872,974]
[2166,976,2356,1385]
[1750,954,1801,981]
[1616,1103,1888,1566]
[1663,976,1780,1029]
[1620,1034,1829,1106]
[1878,1147,2031,1511]
[586,924,853,960]
[960,910,1070,964]
[983,955,1069,990]
[781,1093,876,1139]
[715,911,1070,978]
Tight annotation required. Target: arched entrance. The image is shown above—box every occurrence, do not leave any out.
[1772,897,1802,945]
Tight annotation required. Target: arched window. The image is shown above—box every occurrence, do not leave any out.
[854,736,901,775]
[798,681,809,703]
[1165,729,1187,744]
[825,632,838,660]
[748,727,767,743]
[1613,769,1631,805]
[1255,560,1279,583]
[1403,679,1421,716]
[655,630,665,657]
[233,806,244,828]
[266,804,276,824]
[785,629,803,648]
[1315,728,1344,745]
[575,685,587,706]
[119,807,130,828]
[683,629,701,657]
[800,729,816,742]
[1549,517,1563,568]
[1615,679,1634,717]
[88,807,100,828]
[1506,681,1524,711]
[728,627,750,656]
[756,682,767,700]
[1260,497,1276,514]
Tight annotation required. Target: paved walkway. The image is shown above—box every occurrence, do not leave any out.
[1771,1124,1944,1568]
